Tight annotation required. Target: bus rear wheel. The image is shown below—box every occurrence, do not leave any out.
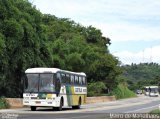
[72,97,81,109]
[31,106,36,111]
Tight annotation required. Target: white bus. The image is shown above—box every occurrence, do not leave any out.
[144,86,150,96]
[144,86,159,97]
[23,68,87,111]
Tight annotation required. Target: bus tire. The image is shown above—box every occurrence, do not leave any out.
[57,98,63,111]
[72,97,81,109]
[31,106,36,111]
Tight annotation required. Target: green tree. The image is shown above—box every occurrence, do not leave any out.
[0,0,121,97]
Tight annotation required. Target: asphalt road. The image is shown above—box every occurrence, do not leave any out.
[0,95,160,119]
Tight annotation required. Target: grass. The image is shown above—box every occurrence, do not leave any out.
[112,83,137,99]
[150,109,160,115]
[100,93,113,96]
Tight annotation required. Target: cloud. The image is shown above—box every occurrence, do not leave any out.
[113,46,160,65]
[30,0,160,42]
[88,22,160,42]
[30,0,100,17]
[30,0,160,21]
[29,0,160,64]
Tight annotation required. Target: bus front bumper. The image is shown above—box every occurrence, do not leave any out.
[23,99,60,107]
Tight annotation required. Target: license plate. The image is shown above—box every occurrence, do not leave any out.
[35,101,41,104]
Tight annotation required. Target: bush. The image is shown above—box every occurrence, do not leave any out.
[0,97,10,109]
[87,81,107,97]
[112,83,136,99]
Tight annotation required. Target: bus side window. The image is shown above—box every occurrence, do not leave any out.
[75,76,78,85]
[70,75,74,85]
[82,77,86,85]
[61,73,66,84]
[56,73,61,93]
[79,76,82,85]
[66,74,70,84]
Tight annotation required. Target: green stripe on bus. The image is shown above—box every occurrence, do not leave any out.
[66,85,73,106]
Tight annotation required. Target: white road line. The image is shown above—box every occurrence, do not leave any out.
[125,105,159,113]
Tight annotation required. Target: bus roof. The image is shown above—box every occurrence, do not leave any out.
[25,68,86,76]
[25,68,60,73]
[144,86,158,88]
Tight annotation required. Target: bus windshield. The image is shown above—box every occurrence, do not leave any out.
[150,88,158,92]
[24,73,55,93]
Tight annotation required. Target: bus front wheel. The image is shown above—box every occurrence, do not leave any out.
[58,100,63,111]
[55,98,63,111]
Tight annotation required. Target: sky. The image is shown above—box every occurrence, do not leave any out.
[29,0,160,65]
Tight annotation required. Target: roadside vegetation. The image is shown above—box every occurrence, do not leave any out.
[0,97,10,109]
[150,109,160,115]
[87,81,107,97]
[87,81,136,99]
[112,84,136,99]
[87,76,136,99]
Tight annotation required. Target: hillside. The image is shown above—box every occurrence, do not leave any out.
[0,0,121,97]
[122,63,160,90]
